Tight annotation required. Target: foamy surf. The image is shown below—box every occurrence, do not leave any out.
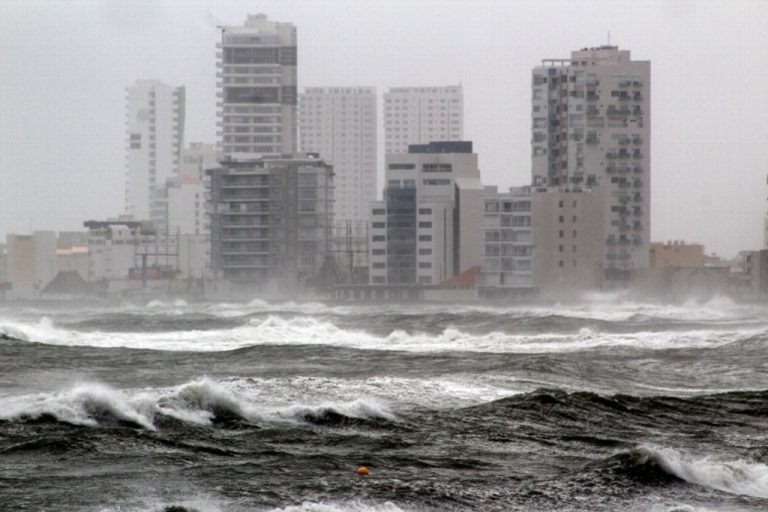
[643,445,768,499]
[0,374,516,429]
[1,314,761,354]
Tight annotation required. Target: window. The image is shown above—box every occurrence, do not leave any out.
[423,179,450,186]
[559,215,564,223]
[559,230,564,238]
[559,245,564,253]
[224,87,280,104]
[418,235,432,242]
[422,163,452,173]
[418,222,432,228]
[418,262,432,269]
[372,262,386,269]
[388,163,415,170]
[419,208,432,215]
[372,235,385,242]
[419,248,432,255]
[372,222,385,228]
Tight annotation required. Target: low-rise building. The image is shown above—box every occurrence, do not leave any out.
[4,232,57,300]
[650,241,705,268]
[84,217,207,296]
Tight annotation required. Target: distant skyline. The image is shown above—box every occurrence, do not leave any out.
[1,0,767,258]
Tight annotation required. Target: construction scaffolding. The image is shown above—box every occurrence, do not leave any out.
[327,220,369,285]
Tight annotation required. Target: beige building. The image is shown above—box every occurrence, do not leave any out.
[532,188,605,295]
[217,14,297,157]
[384,86,463,155]
[299,87,377,223]
[4,232,57,300]
[650,241,705,268]
[531,46,651,294]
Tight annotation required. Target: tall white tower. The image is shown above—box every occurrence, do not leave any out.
[298,87,377,223]
[530,46,651,291]
[383,86,463,155]
[217,14,297,157]
[125,80,185,224]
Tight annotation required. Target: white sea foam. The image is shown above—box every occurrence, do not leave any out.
[269,502,410,512]
[0,382,156,429]
[1,313,761,355]
[0,374,511,429]
[645,445,768,499]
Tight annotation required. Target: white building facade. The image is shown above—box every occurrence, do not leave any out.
[478,186,535,297]
[369,141,483,285]
[383,86,463,155]
[217,14,297,157]
[125,80,185,225]
[163,143,221,237]
[531,46,650,293]
[299,87,377,223]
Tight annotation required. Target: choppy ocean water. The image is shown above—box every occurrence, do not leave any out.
[2,295,768,511]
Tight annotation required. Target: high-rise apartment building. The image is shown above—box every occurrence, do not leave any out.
[125,80,185,224]
[207,155,334,291]
[383,86,463,155]
[164,143,221,236]
[217,14,297,157]
[299,87,377,223]
[369,141,483,285]
[478,186,535,297]
[530,46,650,293]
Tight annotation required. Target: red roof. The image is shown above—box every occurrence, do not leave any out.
[440,266,481,288]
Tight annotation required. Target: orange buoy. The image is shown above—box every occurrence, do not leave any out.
[356,466,369,476]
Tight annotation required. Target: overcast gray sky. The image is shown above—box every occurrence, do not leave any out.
[1,0,767,258]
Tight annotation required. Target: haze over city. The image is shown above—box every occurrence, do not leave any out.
[1,0,767,258]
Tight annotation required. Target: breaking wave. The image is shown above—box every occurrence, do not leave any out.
[0,378,397,430]
[0,314,761,354]
[596,445,768,499]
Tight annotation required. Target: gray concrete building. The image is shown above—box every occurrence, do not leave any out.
[531,45,650,294]
[217,14,297,157]
[207,154,334,293]
[369,141,483,285]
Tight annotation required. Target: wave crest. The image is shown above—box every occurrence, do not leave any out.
[596,446,768,499]
[0,378,397,431]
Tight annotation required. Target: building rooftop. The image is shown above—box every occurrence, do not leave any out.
[408,141,473,154]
